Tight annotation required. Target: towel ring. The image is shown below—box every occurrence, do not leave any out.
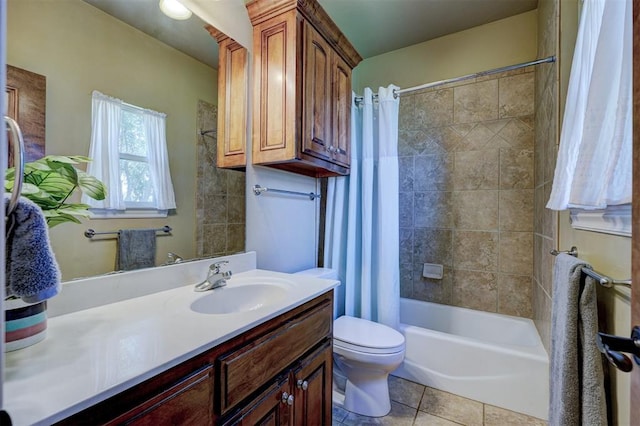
[5,116,25,219]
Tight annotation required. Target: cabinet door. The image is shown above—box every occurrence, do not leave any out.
[217,38,248,169]
[293,341,333,426]
[108,365,214,426]
[331,52,351,168]
[252,11,298,165]
[223,377,292,426]
[302,21,332,162]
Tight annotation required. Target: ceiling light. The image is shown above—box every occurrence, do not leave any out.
[159,0,192,20]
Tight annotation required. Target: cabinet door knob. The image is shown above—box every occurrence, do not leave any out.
[296,379,309,391]
[281,392,294,405]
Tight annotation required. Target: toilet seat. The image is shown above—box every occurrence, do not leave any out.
[333,316,405,355]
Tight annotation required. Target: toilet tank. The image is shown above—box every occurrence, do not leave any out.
[295,268,340,318]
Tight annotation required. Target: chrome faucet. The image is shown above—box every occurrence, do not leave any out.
[194,261,232,292]
[166,252,184,264]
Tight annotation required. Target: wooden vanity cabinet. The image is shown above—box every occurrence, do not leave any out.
[55,292,333,426]
[247,0,361,177]
[207,26,249,169]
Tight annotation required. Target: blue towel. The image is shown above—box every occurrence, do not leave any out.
[5,195,61,303]
[116,229,157,271]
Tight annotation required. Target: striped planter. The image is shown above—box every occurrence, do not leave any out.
[5,299,47,352]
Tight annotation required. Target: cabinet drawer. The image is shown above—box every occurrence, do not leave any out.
[218,300,332,414]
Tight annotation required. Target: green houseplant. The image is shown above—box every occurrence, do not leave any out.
[5,155,106,227]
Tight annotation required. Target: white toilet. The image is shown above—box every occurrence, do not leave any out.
[295,268,406,418]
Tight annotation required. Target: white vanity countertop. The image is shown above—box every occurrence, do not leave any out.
[4,269,338,426]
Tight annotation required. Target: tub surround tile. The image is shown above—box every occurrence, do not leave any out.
[453,150,499,190]
[205,194,228,224]
[414,228,453,268]
[454,79,498,124]
[499,149,534,189]
[414,89,454,129]
[400,264,413,298]
[399,129,442,157]
[484,405,546,426]
[227,195,245,223]
[400,156,415,192]
[413,265,453,305]
[498,73,535,118]
[400,192,415,228]
[389,376,426,409]
[452,190,498,231]
[414,154,454,192]
[226,224,245,253]
[400,228,414,265]
[429,126,463,152]
[533,280,552,352]
[542,183,556,239]
[456,123,495,151]
[227,170,246,195]
[451,270,498,312]
[497,274,533,318]
[453,231,499,271]
[483,118,510,135]
[414,192,453,229]
[499,190,534,232]
[420,387,484,426]
[499,232,533,275]
[203,224,227,255]
[497,118,534,149]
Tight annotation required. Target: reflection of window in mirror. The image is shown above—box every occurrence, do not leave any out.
[84,90,177,218]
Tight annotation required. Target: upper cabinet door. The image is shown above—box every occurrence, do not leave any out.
[251,11,298,166]
[217,38,248,169]
[302,21,332,162]
[331,52,351,168]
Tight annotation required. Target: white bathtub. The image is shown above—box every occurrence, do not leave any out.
[392,298,549,420]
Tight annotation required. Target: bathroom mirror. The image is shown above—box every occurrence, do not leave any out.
[7,0,246,280]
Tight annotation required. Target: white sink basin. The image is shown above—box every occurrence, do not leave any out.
[190,283,288,315]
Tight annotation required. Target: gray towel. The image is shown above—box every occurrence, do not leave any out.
[5,195,61,303]
[116,229,157,271]
[550,253,607,426]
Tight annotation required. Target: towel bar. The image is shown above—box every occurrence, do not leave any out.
[550,246,632,289]
[253,184,320,201]
[84,225,172,239]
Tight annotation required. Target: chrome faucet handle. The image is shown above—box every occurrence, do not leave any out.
[210,260,229,274]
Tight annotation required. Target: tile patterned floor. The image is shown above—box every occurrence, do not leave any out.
[332,375,547,426]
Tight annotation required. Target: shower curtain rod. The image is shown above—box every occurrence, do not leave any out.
[354,55,556,104]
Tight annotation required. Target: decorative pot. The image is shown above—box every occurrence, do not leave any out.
[4,298,47,352]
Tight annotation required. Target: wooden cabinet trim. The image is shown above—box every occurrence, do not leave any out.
[246,0,362,68]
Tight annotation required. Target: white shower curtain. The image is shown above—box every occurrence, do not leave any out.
[324,85,400,330]
[546,0,631,210]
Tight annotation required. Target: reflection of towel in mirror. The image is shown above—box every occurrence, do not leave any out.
[116,229,156,271]
[5,195,61,303]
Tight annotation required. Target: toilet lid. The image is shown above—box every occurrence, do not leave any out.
[333,316,405,353]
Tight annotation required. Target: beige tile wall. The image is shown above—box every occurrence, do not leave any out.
[399,69,535,318]
[532,0,560,352]
[196,100,246,257]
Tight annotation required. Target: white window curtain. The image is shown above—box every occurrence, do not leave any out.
[84,91,125,210]
[83,90,176,210]
[143,111,176,210]
[324,85,400,330]
[546,0,631,210]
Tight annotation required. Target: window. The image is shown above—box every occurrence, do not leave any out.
[83,91,176,218]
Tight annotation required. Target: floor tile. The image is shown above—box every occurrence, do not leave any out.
[419,387,483,426]
[341,401,417,426]
[389,375,426,409]
[484,405,546,426]
[414,411,464,426]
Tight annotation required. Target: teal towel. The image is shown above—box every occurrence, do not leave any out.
[5,195,61,303]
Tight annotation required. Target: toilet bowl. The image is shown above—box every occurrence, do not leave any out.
[294,268,406,417]
[333,315,405,417]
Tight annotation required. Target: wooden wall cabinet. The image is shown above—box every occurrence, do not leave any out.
[247,0,362,177]
[56,292,334,426]
[207,26,249,169]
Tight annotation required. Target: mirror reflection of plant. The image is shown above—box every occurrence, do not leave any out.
[5,155,106,227]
